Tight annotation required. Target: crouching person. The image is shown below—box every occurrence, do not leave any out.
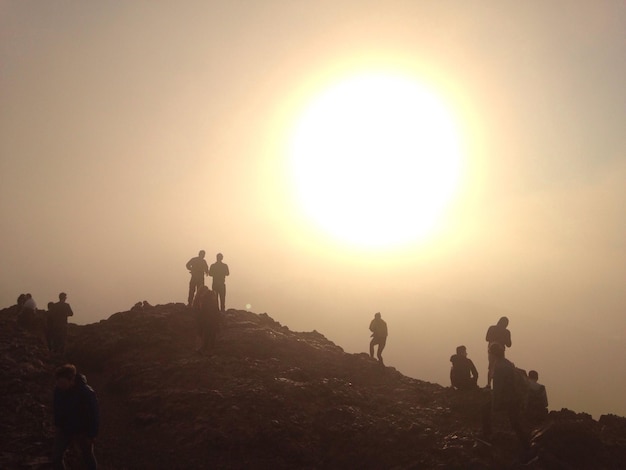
[450,345,479,390]
[53,364,99,470]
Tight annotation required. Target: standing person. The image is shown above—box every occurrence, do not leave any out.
[52,293,74,354]
[369,312,388,365]
[526,370,549,424]
[209,253,229,312]
[53,364,99,470]
[481,343,530,451]
[485,316,512,388]
[450,345,479,390]
[186,250,209,307]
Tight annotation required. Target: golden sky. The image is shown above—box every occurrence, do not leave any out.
[1,1,625,418]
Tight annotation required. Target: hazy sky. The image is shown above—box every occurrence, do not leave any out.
[2,1,625,418]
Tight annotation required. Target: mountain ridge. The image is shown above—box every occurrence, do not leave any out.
[1,303,625,469]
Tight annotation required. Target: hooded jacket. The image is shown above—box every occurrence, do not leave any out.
[53,374,99,438]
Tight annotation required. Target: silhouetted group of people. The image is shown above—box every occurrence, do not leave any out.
[16,293,37,328]
[186,250,229,312]
[447,316,549,453]
[186,250,230,353]
[15,292,74,354]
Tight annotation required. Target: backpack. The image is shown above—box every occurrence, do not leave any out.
[513,367,531,408]
[527,384,547,409]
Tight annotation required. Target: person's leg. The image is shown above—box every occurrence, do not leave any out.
[377,338,386,362]
[487,350,494,388]
[188,278,196,305]
[76,435,97,470]
[215,285,226,311]
[507,404,530,451]
[52,429,71,470]
[58,328,67,354]
[369,339,375,358]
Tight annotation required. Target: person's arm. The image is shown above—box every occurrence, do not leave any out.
[67,304,74,317]
[505,330,512,348]
[86,390,100,439]
[208,263,214,276]
[225,264,229,276]
[204,260,209,275]
[541,385,548,408]
[470,359,479,380]
[186,259,193,271]
[485,326,492,342]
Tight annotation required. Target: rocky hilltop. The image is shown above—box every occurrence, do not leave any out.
[1,303,625,469]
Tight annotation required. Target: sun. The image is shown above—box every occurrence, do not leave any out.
[289,72,464,248]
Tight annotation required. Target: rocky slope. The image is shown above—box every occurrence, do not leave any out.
[1,303,625,469]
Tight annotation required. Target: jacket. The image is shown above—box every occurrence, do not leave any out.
[54,374,99,438]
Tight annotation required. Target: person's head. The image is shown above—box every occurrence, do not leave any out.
[497,316,509,328]
[199,250,206,258]
[528,370,539,382]
[55,364,77,390]
[488,342,505,359]
[374,312,381,319]
[216,253,223,261]
[456,345,467,356]
[59,292,67,302]
[47,302,54,310]
[26,293,32,299]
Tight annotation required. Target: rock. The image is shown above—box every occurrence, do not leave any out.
[1,303,625,469]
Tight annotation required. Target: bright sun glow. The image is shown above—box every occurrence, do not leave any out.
[289,72,464,248]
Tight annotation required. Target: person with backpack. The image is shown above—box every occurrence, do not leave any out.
[186,250,209,307]
[450,345,479,390]
[481,342,530,451]
[526,369,549,424]
[53,364,99,470]
[485,316,512,388]
[51,292,74,353]
[369,312,388,365]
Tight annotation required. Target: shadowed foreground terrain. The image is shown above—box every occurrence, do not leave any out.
[1,303,626,469]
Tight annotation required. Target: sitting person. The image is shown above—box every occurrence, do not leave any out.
[450,345,479,390]
[526,369,548,423]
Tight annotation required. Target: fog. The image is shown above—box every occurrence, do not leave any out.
[1,1,625,419]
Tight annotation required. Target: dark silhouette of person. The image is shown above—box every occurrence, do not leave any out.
[53,364,99,470]
[193,285,220,352]
[17,293,37,329]
[51,293,74,353]
[209,253,229,312]
[450,345,479,390]
[369,312,388,364]
[46,301,56,351]
[481,342,530,451]
[485,316,512,388]
[186,250,209,307]
[526,369,549,424]
[16,293,26,316]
